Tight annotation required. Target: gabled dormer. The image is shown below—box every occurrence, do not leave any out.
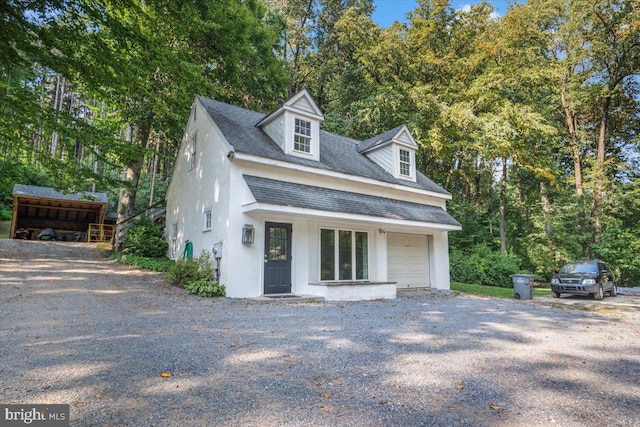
[357,125,418,182]
[256,90,324,162]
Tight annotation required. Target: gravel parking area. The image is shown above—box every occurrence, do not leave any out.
[1,240,639,426]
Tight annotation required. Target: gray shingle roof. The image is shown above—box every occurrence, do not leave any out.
[357,125,405,153]
[13,184,108,204]
[244,175,461,227]
[197,96,449,196]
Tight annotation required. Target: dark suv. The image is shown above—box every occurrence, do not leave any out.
[551,260,617,300]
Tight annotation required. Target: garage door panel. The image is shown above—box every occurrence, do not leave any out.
[388,233,429,288]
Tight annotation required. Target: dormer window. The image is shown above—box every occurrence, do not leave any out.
[399,148,411,177]
[294,118,311,153]
[358,125,418,182]
[256,89,324,162]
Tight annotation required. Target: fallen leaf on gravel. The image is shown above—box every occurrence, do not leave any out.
[160,372,172,378]
[456,380,464,390]
[449,406,456,411]
[96,394,103,399]
[489,404,504,412]
[275,372,283,376]
[322,392,332,399]
[319,405,334,412]
[379,399,388,404]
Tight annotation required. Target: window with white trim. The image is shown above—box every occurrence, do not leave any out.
[294,118,311,153]
[189,133,197,170]
[320,228,368,281]
[399,148,411,177]
[203,209,212,231]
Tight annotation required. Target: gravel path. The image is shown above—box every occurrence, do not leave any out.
[1,240,639,426]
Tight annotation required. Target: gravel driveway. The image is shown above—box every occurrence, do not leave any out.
[1,240,639,426]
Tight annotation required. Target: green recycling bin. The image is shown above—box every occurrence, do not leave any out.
[510,274,534,300]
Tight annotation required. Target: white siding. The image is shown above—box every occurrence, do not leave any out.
[387,233,430,288]
[366,145,394,175]
[291,96,316,115]
[263,114,285,151]
[396,129,414,146]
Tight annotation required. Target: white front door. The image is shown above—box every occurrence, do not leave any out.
[387,233,430,288]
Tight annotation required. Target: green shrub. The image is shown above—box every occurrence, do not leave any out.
[0,208,12,221]
[122,217,168,258]
[450,245,524,288]
[115,254,175,272]
[184,278,225,297]
[167,251,223,297]
[166,259,202,287]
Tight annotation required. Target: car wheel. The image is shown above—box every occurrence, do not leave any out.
[610,284,618,297]
[593,285,604,300]
[552,291,561,298]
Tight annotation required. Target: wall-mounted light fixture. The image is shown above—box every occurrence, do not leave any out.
[242,224,255,244]
[378,228,386,234]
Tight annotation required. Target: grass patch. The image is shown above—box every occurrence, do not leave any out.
[114,253,175,272]
[451,282,552,298]
[0,220,10,239]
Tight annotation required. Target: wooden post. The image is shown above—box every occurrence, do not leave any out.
[9,196,18,239]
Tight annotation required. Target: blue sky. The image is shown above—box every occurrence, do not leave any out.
[372,0,515,27]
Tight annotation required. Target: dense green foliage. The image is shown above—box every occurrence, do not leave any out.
[1,0,639,286]
[450,246,525,288]
[184,279,226,298]
[167,251,224,297]
[115,254,175,272]
[122,217,168,258]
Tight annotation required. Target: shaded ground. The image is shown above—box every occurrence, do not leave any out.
[1,240,639,426]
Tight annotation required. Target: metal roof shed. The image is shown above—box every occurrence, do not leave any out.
[10,184,108,240]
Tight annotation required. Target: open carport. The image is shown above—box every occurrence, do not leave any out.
[9,184,111,242]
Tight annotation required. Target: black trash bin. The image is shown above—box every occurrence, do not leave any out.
[510,274,534,300]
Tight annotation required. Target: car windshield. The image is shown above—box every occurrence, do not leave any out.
[560,263,598,274]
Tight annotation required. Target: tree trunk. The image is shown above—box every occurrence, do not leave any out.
[499,157,507,255]
[117,122,151,223]
[593,94,610,245]
[149,137,160,206]
[540,181,552,239]
[560,75,588,256]
[50,75,65,158]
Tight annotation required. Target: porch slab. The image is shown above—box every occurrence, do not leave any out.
[251,294,325,303]
[308,281,397,301]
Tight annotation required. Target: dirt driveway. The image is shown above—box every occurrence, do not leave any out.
[1,240,639,426]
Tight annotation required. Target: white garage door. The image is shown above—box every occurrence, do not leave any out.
[387,233,430,288]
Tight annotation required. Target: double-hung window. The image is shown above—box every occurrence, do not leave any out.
[203,209,212,232]
[294,118,311,153]
[320,228,368,281]
[399,148,411,177]
[189,133,197,170]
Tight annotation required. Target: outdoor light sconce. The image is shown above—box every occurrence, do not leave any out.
[242,224,255,244]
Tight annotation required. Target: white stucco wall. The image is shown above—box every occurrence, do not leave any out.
[430,231,451,289]
[165,99,232,265]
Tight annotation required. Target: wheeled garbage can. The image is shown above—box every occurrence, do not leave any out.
[510,274,534,300]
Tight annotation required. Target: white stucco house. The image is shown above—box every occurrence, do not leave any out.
[165,90,461,300]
